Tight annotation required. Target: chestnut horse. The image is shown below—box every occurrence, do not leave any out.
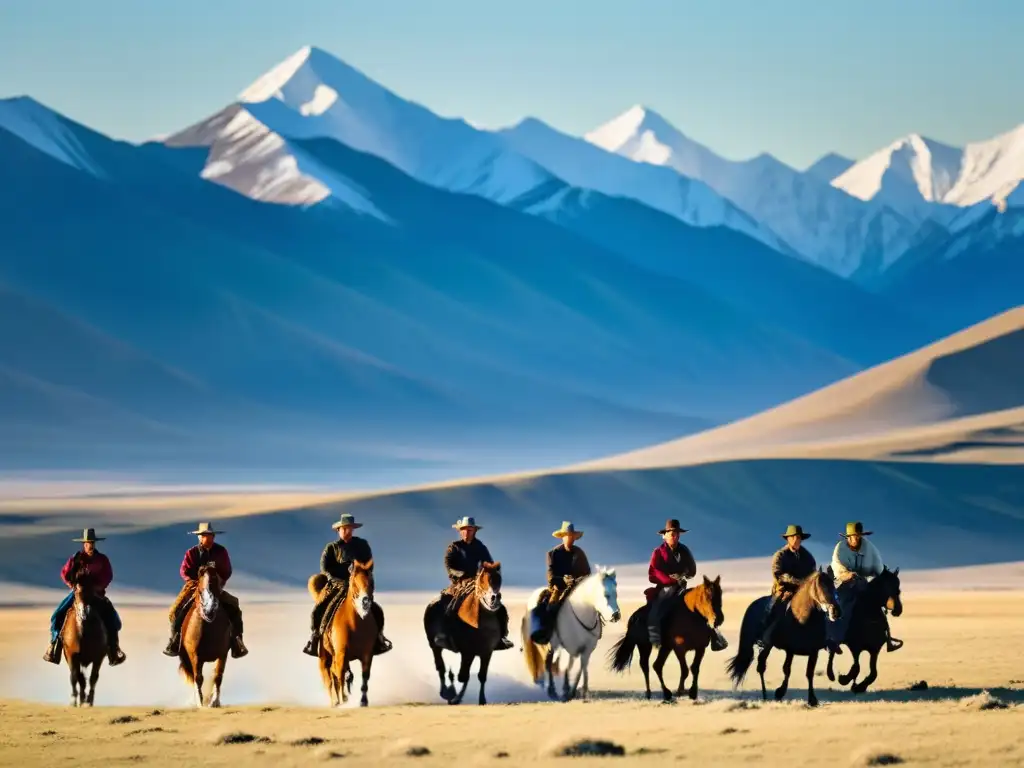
[726,569,840,707]
[61,564,108,707]
[826,566,904,693]
[423,561,504,705]
[308,559,379,707]
[178,564,232,708]
[607,575,724,701]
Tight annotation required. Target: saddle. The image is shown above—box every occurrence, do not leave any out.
[318,582,348,634]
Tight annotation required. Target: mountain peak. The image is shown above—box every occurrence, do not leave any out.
[805,151,855,182]
[584,104,683,152]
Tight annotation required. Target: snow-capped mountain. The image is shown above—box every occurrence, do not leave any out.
[584,105,925,277]
[496,117,790,254]
[0,96,103,176]
[805,152,854,183]
[834,123,1024,219]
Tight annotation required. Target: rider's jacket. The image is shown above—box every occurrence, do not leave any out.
[770,546,816,598]
[444,538,494,585]
[61,550,113,596]
[179,543,232,584]
[320,536,374,583]
[831,538,883,585]
[547,544,591,590]
[648,542,696,588]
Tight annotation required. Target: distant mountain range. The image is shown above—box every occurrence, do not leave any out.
[0,44,1021,479]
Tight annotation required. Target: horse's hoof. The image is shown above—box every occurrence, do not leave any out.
[808,696,819,708]
[774,689,786,701]
[826,669,835,682]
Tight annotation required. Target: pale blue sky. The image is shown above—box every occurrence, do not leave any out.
[1,0,1021,168]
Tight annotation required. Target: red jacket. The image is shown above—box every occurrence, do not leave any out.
[180,543,232,584]
[61,551,113,596]
[644,542,697,600]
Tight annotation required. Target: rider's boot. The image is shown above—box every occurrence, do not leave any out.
[495,607,514,650]
[302,631,320,657]
[162,628,180,657]
[374,631,393,655]
[231,636,249,659]
[107,631,127,666]
[42,637,61,664]
[884,617,903,652]
[710,627,729,652]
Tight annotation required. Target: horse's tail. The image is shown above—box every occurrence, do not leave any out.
[725,597,765,688]
[308,573,328,600]
[178,653,195,686]
[520,614,547,684]
[607,630,636,673]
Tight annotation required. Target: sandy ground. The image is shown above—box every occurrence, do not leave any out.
[2,592,1022,767]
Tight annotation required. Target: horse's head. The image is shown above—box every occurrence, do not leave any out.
[874,565,902,617]
[349,559,375,618]
[808,568,842,622]
[475,561,502,612]
[696,574,725,628]
[70,565,96,619]
[196,564,222,621]
[587,566,621,623]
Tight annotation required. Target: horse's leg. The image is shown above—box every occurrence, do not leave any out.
[75,659,87,707]
[432,646,455,702]
[360,655,373,707]
[477,651,492,706]
[756,646,772,701]
[806,650,819,707]
[637,639,653,700]
[773,651,793,701]
[651,643,674,702]
[852,648,880,694]
[335,654,349,704]
[86,658,102,706]
[561,653,576,702]
[544,647,558,700]
[687,646,706,701]
[568,648,589,702]
[193,658,205,708]
[209,656,226,708]
[673,646,690,698]
[826,649,836,682]
[838,649,861,687]
[68,655,80,707]
[320,650,338,707]
[578,647,593,701]
[450,653,473,705]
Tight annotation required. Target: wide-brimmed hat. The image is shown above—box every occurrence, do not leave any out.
[72,528,105,543]
[552,521,584,539]
[658,519,688,535]
[453,516,481,531]
[189,522,224,535]
[332,513,363,530]
[842,521,872,537]
[781,524,810,540]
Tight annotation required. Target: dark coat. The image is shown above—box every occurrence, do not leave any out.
[320,536,374,582]
[61,551,113,596]
[444,538,493,585]
[648,542,697,587]
[547,544,591,589]
[180,543,232,584]
[771,545,817,598]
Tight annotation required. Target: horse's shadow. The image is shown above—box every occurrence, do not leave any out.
[577,686,1024,706]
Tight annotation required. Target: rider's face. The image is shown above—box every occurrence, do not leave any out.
[338,525,354,542]
[663,531,679,547]
[847,534,862,550]
[198,533,215,549]
[460,528,475,543]
[563,536,574,549]
[82,542,96,556]
[787,535,802,551]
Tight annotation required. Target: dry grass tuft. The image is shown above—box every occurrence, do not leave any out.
[542,737,626,757]
[290,736,327,746]
[959,690,1010,711]
[849,746,905,766]
[381,739,431,757]
[211,731,273,746]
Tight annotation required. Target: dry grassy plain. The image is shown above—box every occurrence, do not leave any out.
[1,592,1022,767]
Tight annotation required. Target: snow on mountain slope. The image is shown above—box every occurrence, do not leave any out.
[497,117,790,254]
[805,152,854,183]
[0,96,102,176]
[835,123,1024,219]
[585,105,924,277]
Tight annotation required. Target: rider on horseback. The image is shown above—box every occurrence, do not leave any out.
[646,519,728,651]
[162,523,247,659]
[302,513,393,657]
[43,528,126,666]
[430,516,513,651]
[760,524,824,650]
[828,521,903,653]
[532,521,591,638]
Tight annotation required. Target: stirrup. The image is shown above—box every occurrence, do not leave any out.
[162,636,180,657]
[302,636,319,657]
[231,638,248,658]
[108,648,127,666]
[886,637,904,653]
[43,643,61,664]
[496,636,514,650]
[374,635,393,655]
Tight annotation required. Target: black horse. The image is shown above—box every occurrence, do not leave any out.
[826,566,903,693]
[726,569,841,707]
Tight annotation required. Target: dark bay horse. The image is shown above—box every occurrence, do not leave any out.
[826,566,903,693]
[607,575,725,701]
[424,561,504,705]
[61,564,108,707]
[726,569,840,707]
[178,564,232,707]
[308,559,379,707]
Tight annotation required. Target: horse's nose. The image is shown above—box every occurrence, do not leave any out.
[611,611,621,622]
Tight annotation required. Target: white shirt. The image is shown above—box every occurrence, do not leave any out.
[831,537,883,584]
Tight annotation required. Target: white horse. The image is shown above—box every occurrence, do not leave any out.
[520,567,621,701]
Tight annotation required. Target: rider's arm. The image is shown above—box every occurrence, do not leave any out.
[95,554,114,591]
[444,543,464,580]
[575,548,592,577]
[865,540,884,577]
[771,549,800,587]
[180,547,198,582]
[679,545,697,579]
[218,547,233,584]
[831,542,853,582]
[60,554,76,588]
[361,539,374,570]
[647,548,676,586]
[546,549,558,588]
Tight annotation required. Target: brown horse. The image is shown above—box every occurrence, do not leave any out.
[308,559,379,707]
[726,569,841,707]
[607,575,724,701]
[61,564,108,707]
[423,561,503,705]
[826,566,904,693]
[177,564,232,708]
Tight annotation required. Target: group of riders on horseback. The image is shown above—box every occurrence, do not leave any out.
[42,513,901,668]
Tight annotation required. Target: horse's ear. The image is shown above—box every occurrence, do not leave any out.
[703,575,711,586]
[714,574,721,584]
[893,567,899,576]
